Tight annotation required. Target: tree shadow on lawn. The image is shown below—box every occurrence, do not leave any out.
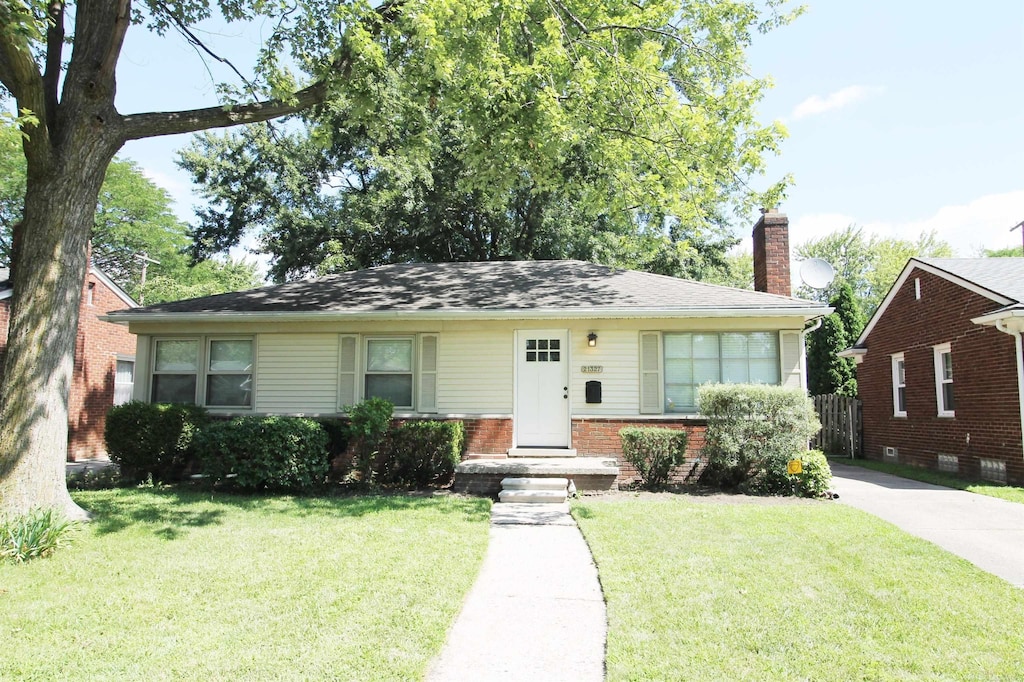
[79,487,490,539]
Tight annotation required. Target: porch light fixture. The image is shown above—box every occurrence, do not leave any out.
[587,332,598,347]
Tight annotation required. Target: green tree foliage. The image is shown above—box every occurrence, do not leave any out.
[983,246,1024,258]
[806,314,854,396]
[806,282,860,397]
[179,1,803,281]
[796,225,953,319]
[0,0,800,518]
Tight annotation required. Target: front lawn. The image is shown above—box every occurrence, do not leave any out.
[838,457,1024,505]
[1,488,491,681]
[574,496,1024,681]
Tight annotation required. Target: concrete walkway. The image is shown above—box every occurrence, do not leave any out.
[426,503,606,681]
[830,463,1024,587]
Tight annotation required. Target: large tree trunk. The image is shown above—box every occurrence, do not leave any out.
[0,141,118,520]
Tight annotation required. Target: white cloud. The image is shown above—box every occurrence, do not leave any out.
[860,190,1024,256]
[783,190,1024,257]
[790,85,883,121]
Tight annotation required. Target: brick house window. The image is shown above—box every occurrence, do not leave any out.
[933,343,954,417]
[891,353,906,417]
[113,358,135,405]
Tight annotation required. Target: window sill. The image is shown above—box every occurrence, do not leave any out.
[937,412,956,419]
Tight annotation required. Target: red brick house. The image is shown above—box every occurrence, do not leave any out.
[0,266,138,461]
[841,258,1024,484]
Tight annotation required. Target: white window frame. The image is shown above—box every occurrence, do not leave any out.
[891,353,906,417]
[363,336,416,410]
[151,337,201,405]
[113,355,136,406]
[205,337,255,409]
[933,343,955,417]
[149,336,255,411]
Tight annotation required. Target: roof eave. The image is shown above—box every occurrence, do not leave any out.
[972,306,1024,332]
[103,305,831,325]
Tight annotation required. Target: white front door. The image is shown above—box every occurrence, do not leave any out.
[515,330,570,447]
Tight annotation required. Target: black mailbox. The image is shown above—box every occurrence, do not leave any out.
[585,380,602,404]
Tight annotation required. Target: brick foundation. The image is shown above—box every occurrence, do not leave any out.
[572,417,707,485]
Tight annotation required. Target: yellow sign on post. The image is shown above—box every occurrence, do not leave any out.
[787,459,803,475]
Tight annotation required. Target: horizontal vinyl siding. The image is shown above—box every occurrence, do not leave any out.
[256,334,339,413]
[571,329,639,414]
[437,330,513,413]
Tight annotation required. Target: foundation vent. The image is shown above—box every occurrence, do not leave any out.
[937,454,958,473]
[883,446,898,461]
[979,458,1007,483]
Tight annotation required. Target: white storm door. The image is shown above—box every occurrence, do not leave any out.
[515,330,570,447]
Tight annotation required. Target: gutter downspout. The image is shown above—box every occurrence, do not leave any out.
[995,319,1024,461]
[798,317,825,392]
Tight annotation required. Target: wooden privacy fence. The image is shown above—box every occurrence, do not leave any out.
[811,394,861,458]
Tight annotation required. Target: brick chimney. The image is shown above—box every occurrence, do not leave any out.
[752,208,791,296]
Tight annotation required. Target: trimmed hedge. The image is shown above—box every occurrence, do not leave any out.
[377,420,465,488]
[619,427,688,489]
[698,383,821,496]
[105,402,207,483]
[196,416,329,492]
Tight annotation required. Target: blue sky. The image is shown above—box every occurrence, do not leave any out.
[114,0,1024,271]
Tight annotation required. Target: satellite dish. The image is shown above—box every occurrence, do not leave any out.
[799,258,836,289]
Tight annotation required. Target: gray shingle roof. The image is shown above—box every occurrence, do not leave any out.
[915,258,1024,303]
[115,260,824,317]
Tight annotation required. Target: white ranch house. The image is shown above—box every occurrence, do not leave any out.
[106,211,829,488]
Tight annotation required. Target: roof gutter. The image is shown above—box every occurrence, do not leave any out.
[102,305,832,325]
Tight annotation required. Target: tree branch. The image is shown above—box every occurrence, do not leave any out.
[42,0,65,133]
[119,79,330,140]
[0,7,53,165]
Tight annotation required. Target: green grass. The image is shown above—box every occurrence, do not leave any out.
[837,457,1024,505]
[0,488,491,681]
[574,497,1024,681]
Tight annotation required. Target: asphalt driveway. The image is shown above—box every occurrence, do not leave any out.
[830,462,1024,588]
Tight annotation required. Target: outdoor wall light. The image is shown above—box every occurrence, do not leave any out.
[587,332,598,347]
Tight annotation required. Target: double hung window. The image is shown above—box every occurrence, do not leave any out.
[151,338,253,408]
[892,352,909,417]
[934,344,954,416]
[365,338,414,409]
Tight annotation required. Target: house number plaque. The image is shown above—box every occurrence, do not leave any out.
[581,365,603,374]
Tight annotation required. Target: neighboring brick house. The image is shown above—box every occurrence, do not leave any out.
[841,258,1024,484]
[0,266,138,461]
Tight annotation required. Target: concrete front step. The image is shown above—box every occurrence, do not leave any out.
[498,489,568,504]
[453,457,619,496]
[501,477,569,491]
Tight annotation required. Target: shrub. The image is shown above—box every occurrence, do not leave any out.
[377,420,465,488]
[1,508,76,563]
[698,383,821,496]
[619,427,689,489]
[105,402,207,483]
[196,416,329,492]
[788,450,833,497]
[345,398,394,483]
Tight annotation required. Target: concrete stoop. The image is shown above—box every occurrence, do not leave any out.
[498,477,569,504]
[453,457,619,495]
